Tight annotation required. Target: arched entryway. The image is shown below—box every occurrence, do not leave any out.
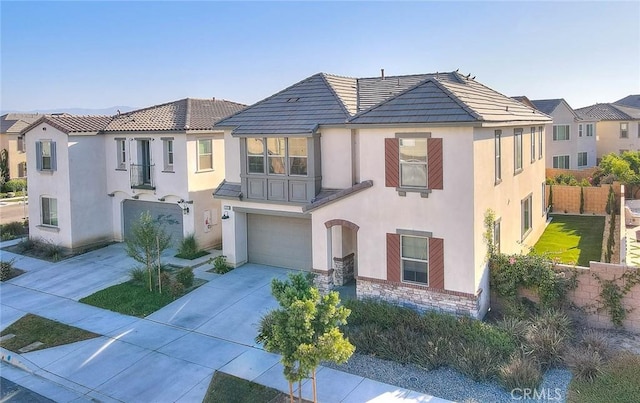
[325,219,359,286]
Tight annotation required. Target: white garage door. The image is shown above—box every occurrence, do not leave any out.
[123,200,184,246]
[247,214,312,270]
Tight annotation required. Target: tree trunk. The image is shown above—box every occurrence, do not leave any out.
[298,380,302,403]
[157,236,162,293]
[312,368,317,403]
[288,381,294,403]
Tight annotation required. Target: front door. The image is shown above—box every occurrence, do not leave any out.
[137,139,151,184]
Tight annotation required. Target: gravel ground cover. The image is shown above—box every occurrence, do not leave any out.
[324,353,573,403]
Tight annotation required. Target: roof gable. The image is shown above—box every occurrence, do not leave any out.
[530,99,563,115]
[1,113,42,133]
[25,115,112,134]
[214,73,352,135]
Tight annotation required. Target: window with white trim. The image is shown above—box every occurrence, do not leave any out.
[493,219,501,254]
[288,137,308,176]
[577,152,588,167]
[494,130,501,184]
[401,235,429,285]
[247,138,265,174]
[400,138,428,187]
[41,196,58,227]
[530,127,536,163]
[514,128,523,173]
[197,139,213,171]
[267,138,286,175]
[553,155,570,169]
[538,126,543,159]
[542,182,546,215]
[17,136,25,152]
[521,194,532,240]
[18,162,27,178]
[163,138,174,172]
[116,138,126,169]
[36,140,56,171]
[553,125,570,141]
[578,124,583,137]
[586,123,594,137]
[621,122,629,138]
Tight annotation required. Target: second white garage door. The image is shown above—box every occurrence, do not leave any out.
[247,214,312,270]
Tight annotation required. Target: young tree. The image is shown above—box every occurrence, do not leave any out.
[125,211,172,292]
[256,273,355,403]
[599,151,640,198]
[0,149,9,187]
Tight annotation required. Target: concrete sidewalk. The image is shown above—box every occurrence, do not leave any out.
[1,242,449,402]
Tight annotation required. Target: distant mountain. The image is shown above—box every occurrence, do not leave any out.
[1,106,138,116]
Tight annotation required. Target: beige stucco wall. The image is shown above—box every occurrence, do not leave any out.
[320,127,354,189]
[596,120,640,159]
[0,132,27,179]
[26,123,73,248]
[223,130,242,183]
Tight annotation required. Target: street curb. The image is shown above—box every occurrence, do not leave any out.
[0,347,35,373]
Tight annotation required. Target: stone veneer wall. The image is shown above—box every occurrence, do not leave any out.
[313,269,334,294]
[356,277,482,318]
[333,253,355,286]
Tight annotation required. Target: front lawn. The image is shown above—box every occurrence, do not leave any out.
[533,214,605,266]
[80,281,181,317]
[568,353,640,402]
[0,314,99,353]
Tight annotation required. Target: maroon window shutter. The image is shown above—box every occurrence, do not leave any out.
[428,138,443,190]
[429,237,445,289]
[386,233,401,282]
[385,138,399,187]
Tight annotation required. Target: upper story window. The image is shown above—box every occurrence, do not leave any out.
[578,124,583,137]
[578,152,588,167]
[494,130,501,184]
[620,122,629,138]
[198,139,213,171]
[247,137,309,177]
[41,196,58,227]
[514,128,523,173]
[116,138,127,169]
[163,138,174,172]
[530,127,536,163]
[538,126,543,159]
[17,135,25,152]
[247,138,265,174]
[521,193,532,240]
[18,162,27,178]
[401,235,429,285]
[586,123,594,137]
[553,125,570,141]
[399,138,428,187]
[36,140,56,171]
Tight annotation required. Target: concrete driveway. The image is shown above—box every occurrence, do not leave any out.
[1,241,448,402]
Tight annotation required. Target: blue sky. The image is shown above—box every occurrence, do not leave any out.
[1,1,639,112]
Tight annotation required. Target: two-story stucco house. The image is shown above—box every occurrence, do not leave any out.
[1,113,41,179]
[213,71,551,318]
[23,98,244,252]
[576,102,640,161]
[523,98,597,169]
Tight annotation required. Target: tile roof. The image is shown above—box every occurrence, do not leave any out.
[614,94,640,109]
[1,113,41,133]
[215,74,353,135]
[511,96,537,109]
[212,180,242,199]
[28,114,113,134]
[576,103,640,121]
[216,71,549,134]
[105,98,246,132]
[302,180,374,212]
[529,99,564,115]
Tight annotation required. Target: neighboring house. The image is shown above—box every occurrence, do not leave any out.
[23,98,245,252]
[614,94,640,109]
[213,71,551,318]
[0,113,41,179]
[575,103,640,160]
[519,98,597,169]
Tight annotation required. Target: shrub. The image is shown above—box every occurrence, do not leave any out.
[564,345,604,382]
[129,267,147,285]
[499,353,542,391]
[413,336,452,370]
[0,221,27,241]
[497,317,529,343]
[1,259,16,281]
[211,255,232,274]
[177,233,198,259]
[580,330,612,359]
[524,325,567,369]
[176,267,194,288]
[169,279,185,298]
[17,237,37,252]
[45,242,62,262]
[455,340,502,380]
[580,186,585,214]
[159,271,172,291]
[3,179,26,193]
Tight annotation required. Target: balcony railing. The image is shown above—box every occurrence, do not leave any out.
[130,164,155,190]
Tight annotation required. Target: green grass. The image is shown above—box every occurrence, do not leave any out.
[80,281,179,317]
[203,371,304,403]
[568,353,640,403]
[0,314,99,353]
[533,214,605,266]
[174,250,210,260]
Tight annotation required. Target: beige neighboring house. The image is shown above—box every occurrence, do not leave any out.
[0,113,41,179]
[22,98,245,252]
[576,102,640,160]
[214,71,551,318]
[515,98,597,169]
